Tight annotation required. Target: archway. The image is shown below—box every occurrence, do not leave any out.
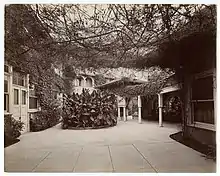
[86,77,93,87]
[77,76,84,87]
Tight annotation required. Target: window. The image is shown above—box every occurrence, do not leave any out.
[4,94,9,111]
[13,72,26,87]
[4,80,8,92]
[29,84,37,97]
[192,76,213,100]
[4,65,9,73]
[29,97,37,109]
[13,73,17,84]
[14,89,19,105]
[22,90,26,105]
[192,75,214,124]
[192,101,214,124]
[4,80,9,112]
[19,77,25,86]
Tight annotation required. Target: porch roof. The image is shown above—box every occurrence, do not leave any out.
[96,75,180,98]
[95,77,147,90]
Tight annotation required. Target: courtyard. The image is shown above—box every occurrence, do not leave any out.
[4,120,215,173]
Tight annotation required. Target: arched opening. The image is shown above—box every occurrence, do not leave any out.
[86,77,93,87]
[77,77,84,87]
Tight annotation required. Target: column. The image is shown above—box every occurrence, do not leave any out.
[118,107,121,121]
[126,107,128,121]
[138,95,142,124]
[83,77,86,87]
[123,107,126,122]
[92,78,95,87]
[8,65,13,113]
[158,93,163,127]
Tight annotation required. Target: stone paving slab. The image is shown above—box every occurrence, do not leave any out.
[33,148,82,172]
[74,146,113,172]
[109,144,156,173]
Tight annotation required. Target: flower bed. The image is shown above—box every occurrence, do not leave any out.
[62,89,117,129]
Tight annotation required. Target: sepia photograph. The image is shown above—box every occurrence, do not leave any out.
[4,3,216,173]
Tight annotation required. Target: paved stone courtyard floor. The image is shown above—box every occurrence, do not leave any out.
[4,120,216,173]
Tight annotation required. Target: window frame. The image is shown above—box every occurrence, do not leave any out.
[29,96,38,110]
[21,90,27,105]
[14,88,19,105]
[13,71,27,87]
[4,80,9,112]
[190,69,215,131]
[4,65,9,73]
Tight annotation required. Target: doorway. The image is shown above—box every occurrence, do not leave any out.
[12,86,29,133]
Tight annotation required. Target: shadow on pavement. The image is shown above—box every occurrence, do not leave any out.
[170,131,216,161]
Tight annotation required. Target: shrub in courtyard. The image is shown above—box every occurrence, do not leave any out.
[30,105,62,132]
[4,114,24,142]
[62,89,117,129]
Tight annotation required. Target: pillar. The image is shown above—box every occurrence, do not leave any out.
[123,107,126,122]
[8,65,13,113]
[91,77,95,87]
[126,107,129,121]
[138,95,142,123]
[82,76,86,87]
[158,93,163,127]
[118,107,121,120]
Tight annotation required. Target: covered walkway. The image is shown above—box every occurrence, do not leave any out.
[96,76,182,127]
[5,121,215,172]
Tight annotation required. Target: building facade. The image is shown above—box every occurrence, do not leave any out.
[4,64,39,134]
[73,75,95,94]
[185,68,216,145]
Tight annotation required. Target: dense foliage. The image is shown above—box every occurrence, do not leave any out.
[5,4,215,70]
[30,107,62,132]
[94,74,107,86]
[96,67,173,98]
[28,67,64,132]
[163,96,182,122]
[62,89,117,129]
[4,114,24,142]
[5,5,66,132]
